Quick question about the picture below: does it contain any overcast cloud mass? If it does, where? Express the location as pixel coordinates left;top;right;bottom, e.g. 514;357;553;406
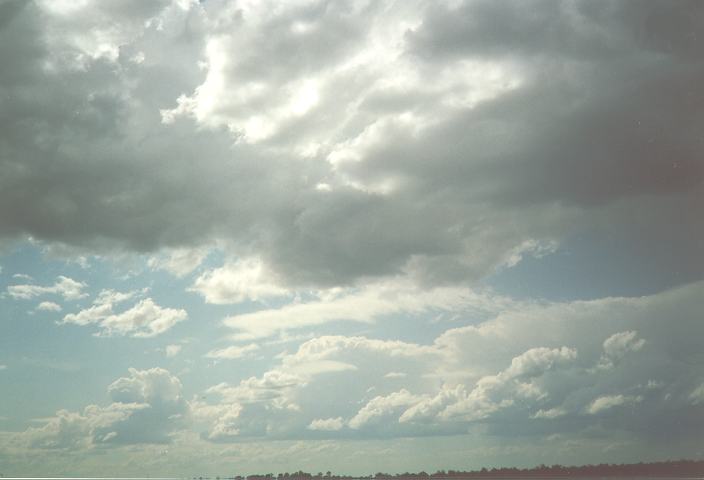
0;0;702;476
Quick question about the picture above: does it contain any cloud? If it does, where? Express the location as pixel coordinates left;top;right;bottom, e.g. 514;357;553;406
688;384;704;405
190;258;289;304
417;346;577;423
0;365;6;370
62;291;187;337
7;276;87;301
0;0;697;294
17;367;187;450
36;301;62;312
165;344;182;358
503;347;578;379
21;403;149;450
349;390;423;430
586;394;643;415
596;330;646;370
193;281;704;442
307;417;344;431
531;407;567;420
148;247;208;278
1;0;703;464
223;279;511;340
206;343;260;360
99;299;187;338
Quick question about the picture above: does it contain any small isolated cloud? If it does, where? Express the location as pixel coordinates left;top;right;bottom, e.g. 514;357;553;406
531;407;567;419
688;383;704;405
98;299;187;338
596;330;646;370
384;372;407;379
165;344;182;358
206;343;260;360
308;417;344;431
62;291;187;338
0;364;7;371
587;394;642;415
36;301;62;312
7;276;87;301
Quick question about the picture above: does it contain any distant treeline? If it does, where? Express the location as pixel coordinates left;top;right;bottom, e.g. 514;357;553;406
212;459;704;480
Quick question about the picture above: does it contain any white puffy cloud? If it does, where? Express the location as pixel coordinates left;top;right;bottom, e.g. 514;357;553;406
17;367;187;450
349;390;424;430
108;367;184;405
206;343;260;360
62;290;186;337
206;370;303;405
99;299;187;338
36;301;62;312
165;344;182;358
531;407;567;420
193;281;704;442
596;330;646;370
503;347;578;379
190;258;289;304
424;346;577;423
307;417;344;432
7;276;87;301
21;403;148;450
586;394;643;415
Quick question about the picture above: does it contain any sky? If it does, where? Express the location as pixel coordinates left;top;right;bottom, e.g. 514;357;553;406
0;0;703;476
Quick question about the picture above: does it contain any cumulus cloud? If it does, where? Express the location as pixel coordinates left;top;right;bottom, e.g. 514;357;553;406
190;258;289;304
349;390;424;430
62;290;187;337
7;276;87;301
17;367;187;450
596;330;646;370
422;346;577;423
308;417;344;432
21;403;148;450
193;282;704;442
98;299;187;338
36;301;62;312
586;394;643;415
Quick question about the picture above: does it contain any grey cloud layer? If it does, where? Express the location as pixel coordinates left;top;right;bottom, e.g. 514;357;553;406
0;0;700;288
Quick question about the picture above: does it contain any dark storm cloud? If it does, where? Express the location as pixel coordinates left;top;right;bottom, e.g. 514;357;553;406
0;0;701;288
